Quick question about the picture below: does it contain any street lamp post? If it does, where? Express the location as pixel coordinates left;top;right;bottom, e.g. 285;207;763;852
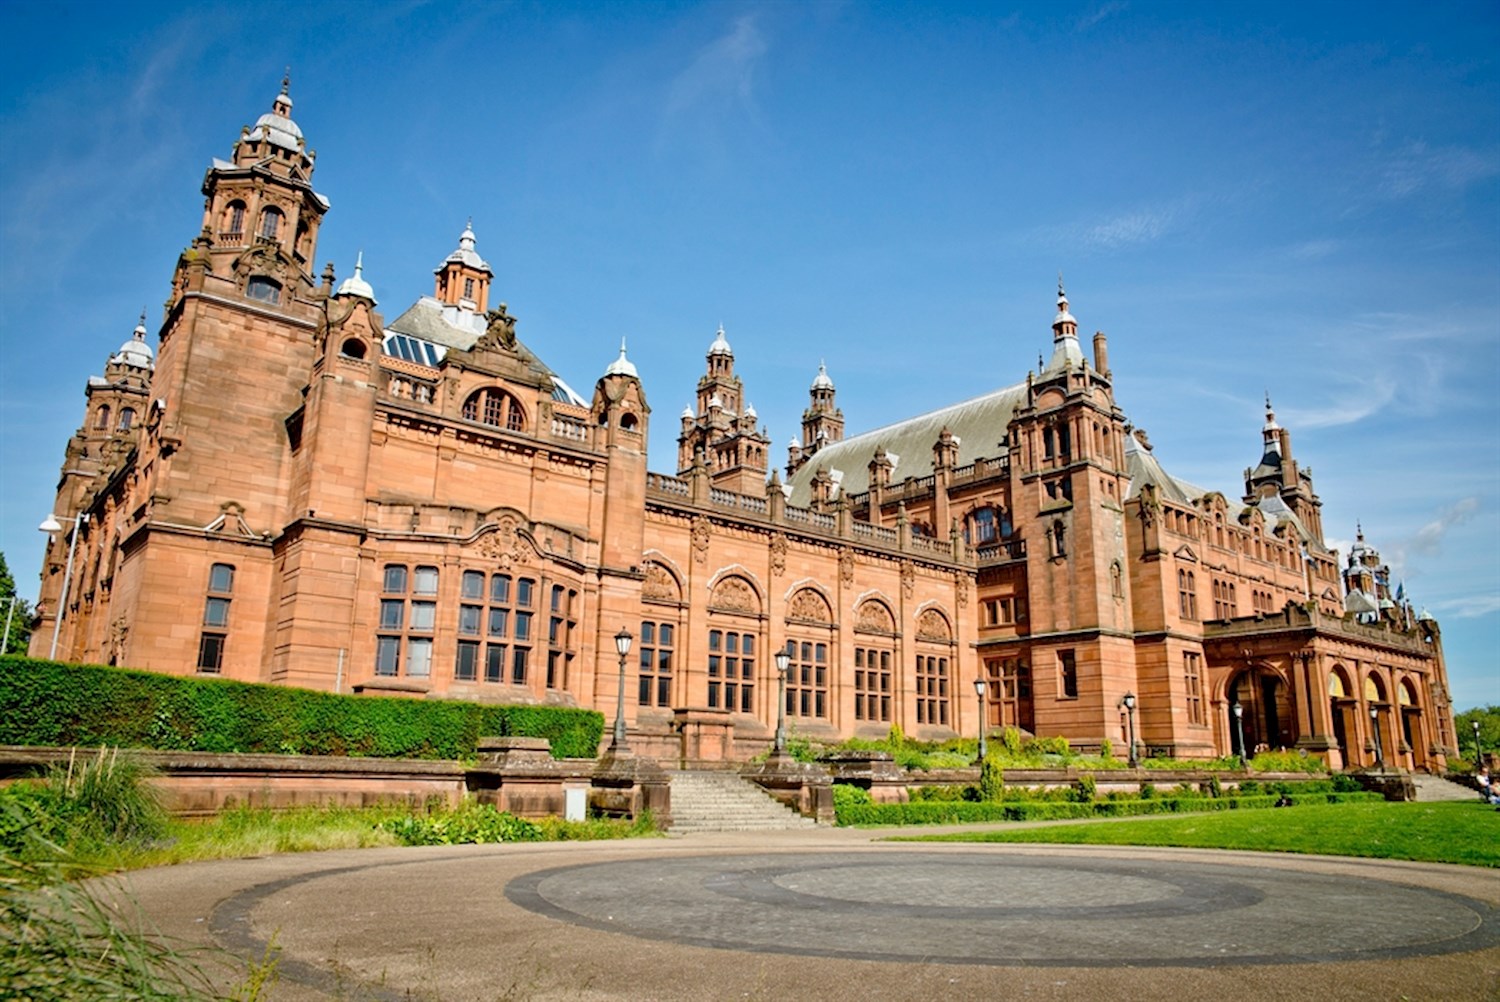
1369;704;1383;769
773;644;791;756
1231;701;1246;764
608;628;633;755
38;513;88;661
1120;692;1139;768
1474;720;1484;765
974;677;988;763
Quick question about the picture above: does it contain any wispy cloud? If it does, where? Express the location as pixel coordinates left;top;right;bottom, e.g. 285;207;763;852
1077;2;1128;31
1375;140;1500;199
1281;375;1397;428
1289;239;1340;261
1385;497;1483;578
1081;206;1178;249
1430;594;1500;620
665;15;768;119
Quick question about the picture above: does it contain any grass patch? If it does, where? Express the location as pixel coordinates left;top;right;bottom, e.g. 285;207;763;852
900;800;1500;867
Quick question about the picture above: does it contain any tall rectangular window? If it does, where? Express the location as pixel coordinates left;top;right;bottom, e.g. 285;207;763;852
455;571;539;685
548;586;576;690
916;654;949;726
1184;652;1204;725
638;620;674;707
1059;650;1078;699
377;564;438;678
707;629;755;712
854;646;892;722
196;563;235;673
786;639;828;718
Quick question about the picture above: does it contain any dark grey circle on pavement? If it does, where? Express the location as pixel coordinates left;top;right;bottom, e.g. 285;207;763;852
504;851;1500;967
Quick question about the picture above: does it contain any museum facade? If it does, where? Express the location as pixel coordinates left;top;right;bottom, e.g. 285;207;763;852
34;86;1459;770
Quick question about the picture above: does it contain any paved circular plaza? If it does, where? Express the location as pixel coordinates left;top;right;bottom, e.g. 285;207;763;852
123;830;1500;1001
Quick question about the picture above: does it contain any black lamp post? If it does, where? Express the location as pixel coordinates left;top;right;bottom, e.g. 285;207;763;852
974;677;988;763
1231;701;1246;764
1369;704;1383;769
608;628;633;755
773;644;792;756
1474;720;1484;765
1121;691;1139;768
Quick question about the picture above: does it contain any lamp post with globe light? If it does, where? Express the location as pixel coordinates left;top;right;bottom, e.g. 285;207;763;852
974;677;988;763
773;644;792;756
1120;691;1139;768
38;513;89;660
1231;701;1246;764
607;628;633;755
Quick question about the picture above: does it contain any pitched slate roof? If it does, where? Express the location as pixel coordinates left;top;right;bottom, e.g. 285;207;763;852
785;381;1028;506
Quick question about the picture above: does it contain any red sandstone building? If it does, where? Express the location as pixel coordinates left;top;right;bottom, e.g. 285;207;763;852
34;86;1458;770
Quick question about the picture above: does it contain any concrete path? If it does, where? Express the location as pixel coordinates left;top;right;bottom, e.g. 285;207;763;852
120;825;1500;1002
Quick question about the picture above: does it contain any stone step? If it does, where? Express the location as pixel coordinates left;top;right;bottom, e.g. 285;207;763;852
667;770;818;833
1411;773;1484;802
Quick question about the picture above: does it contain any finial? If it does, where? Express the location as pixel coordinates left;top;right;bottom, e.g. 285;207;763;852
133;308;147;339
1356;520;1364;540
281;68;290;95
619;336;628;356
354;250;364;277
1058;270;1065;297
1039;352;1045;371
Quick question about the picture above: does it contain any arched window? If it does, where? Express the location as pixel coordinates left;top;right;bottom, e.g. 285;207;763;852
970;507;996;544
246;276;282;304
221;200;246;240
258;206;284;241
117;407;136;432
94;405;111;431
620;412;639;432
1050;520;1066;557
462;388;526;432
339;338;367;359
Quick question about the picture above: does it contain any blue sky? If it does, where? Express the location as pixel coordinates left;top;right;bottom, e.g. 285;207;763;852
1;1;1496;711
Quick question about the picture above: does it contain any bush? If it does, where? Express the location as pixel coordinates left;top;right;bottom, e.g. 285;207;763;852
381;801;543;846
831;784;873;813
1;748;167;863
0;656;603;760
1071;774;1097;803
1249;749;1327;773
834;790;1383;826
1000;726;1024;756
978;756;1005;803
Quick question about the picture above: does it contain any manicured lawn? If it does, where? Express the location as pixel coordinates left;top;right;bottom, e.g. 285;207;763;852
900;800;1499;867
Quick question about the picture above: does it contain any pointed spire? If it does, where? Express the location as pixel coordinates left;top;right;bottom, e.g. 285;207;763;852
811;359;834;390
134;308;147;339
708;323;732;356
459;218;476;252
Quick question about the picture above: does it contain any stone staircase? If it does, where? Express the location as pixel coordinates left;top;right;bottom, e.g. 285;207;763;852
1411;773;1484;802
668;771;820;833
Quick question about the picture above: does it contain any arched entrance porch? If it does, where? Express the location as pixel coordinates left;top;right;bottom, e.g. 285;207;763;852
1226;666;1293;757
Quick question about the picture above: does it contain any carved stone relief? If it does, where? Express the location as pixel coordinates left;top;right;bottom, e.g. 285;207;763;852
787;588;832;623
839;549;855;586
916;608;952;642
856;600;895;634
710;576;759;614
900;560;915;600
691;516;711;565
769;533;787;576
642;562;681;603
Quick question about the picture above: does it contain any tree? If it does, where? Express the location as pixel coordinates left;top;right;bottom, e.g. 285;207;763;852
0;551;33;655
1454;705;1500;763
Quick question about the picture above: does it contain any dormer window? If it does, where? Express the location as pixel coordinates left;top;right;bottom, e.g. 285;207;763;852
117;407;136;432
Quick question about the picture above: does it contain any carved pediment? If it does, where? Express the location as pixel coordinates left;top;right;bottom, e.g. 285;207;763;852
642;562;681;603
786;588;832;624
916;608;952;642
855;600;895;634
1174;545;1198;563
710;576;760;615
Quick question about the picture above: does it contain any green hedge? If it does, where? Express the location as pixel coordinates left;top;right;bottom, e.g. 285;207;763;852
835;791;1383;826
0;657;603;760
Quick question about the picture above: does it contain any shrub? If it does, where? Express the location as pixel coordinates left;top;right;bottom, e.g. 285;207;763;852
1249;749;1327;774
831;784;873;813
1138;782;1156;799
0;657;603;760
381;801;542;846
1071;774;1097;803
1027;735;1071;757
1000;726;1024;756
978;756;1005;803
1204;775;1223;799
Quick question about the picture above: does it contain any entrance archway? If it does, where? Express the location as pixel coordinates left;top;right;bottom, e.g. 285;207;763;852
1227;667;1292;755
